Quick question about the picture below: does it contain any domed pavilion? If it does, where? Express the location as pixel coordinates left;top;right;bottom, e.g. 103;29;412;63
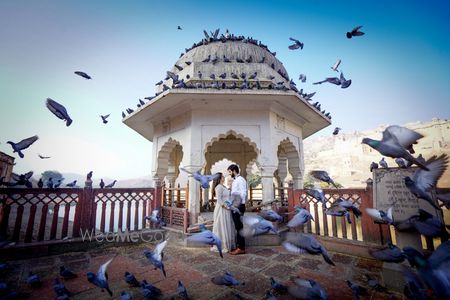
123;31;331;224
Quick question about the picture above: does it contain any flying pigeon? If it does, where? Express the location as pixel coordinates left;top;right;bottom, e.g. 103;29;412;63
361;125;429;170
99;114;110;124
74;71;91;79
313;77;341;86
187;224;223;258
325;198;361;223
258;209;283;222
46;98;73;126
145;209;166;227
11;171;33;188
405;209;449;238
282;234;335;265
379;157;388;168
177;25;182;30
144;239;168;277
365;207;393;224
331;59;341;72
38;154;50;159
179;168;221;189
211;272;243;286
404;154;448;209
87;258;114;296
309;170;338;188
287;207;314;228
305;188;326;204
332;127;341;135
288;37;304;50
7;135;39;158
346;26;365;39
105;180;117;188
369;243;404;263
298;74;307;82
241;215;278;237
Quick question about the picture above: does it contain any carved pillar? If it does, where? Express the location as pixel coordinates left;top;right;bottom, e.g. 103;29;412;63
261;166;277;205
185;165;202;224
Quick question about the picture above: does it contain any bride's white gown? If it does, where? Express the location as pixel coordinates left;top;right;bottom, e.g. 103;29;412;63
212;184;236;252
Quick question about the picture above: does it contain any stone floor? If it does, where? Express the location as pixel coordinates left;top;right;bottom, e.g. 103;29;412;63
0;234;401;300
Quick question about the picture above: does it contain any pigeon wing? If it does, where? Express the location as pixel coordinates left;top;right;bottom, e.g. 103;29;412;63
365;208;382;221
351;25;363;33
413;154;448;191
46;98;68;120
15;135;39;150
282;241;306;254
97;258;113;282
24;171;33;180
205;173;221;182
153;240;168;261
382;125;423;148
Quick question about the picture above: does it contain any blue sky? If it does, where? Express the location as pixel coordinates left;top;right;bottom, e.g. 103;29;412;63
0;0;449;179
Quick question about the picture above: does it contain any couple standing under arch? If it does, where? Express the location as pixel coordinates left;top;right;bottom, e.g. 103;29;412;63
211;164;247;255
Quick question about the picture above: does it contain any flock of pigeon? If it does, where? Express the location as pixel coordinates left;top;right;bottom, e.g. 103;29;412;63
0;72;119;190
120;27;365;122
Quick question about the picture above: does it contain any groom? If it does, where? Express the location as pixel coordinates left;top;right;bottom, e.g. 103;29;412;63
227;164;247;255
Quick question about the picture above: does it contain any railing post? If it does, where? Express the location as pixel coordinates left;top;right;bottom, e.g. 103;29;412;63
74;176;96;237
360;182;389;244
153;179;162;211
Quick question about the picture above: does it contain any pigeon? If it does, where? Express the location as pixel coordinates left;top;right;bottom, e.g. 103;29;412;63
407;209;449;238
211;272;243;286
258;209;283;222
298;74;307;82
27;271;41;288
402;268;427;300
270;277;288;293
99;179;105;189
46;177;54;189
395;158;408;168
38;154;50;159
53;279;70;296
325;199;360;224
288;277;329;300
331;59;341;72
46;98;73;126
177;281;189;300
287;207;314;228
74;71;91;79
369;243;404;263
288;37;304;50
437;192;450;208
365;207;393;224
339;72;352;88
60;266;77;279
187;224;223;258
124;271;140;287
145;209;166;227
105;180;117;188
266;291;277;300
370;162;379;172
86;258;114;296
99;114;110;124
66;180;77;187
126;108;134;114
177;25;182;30
179;168;221;189
241;215;278;237
346;280;367;300
86;171;93;180
313;77;341;86
379;157;388;168
202;55;211;63
54;179;62;189
346;26;365;39
404;154;448;209
175;64;183;71
120;291;133;300
364;274;389;293
332;127;341;135
362;125;429;170
155;80;163;86
282;234;335;266
38;178;44;188
11;171;33;188
219;72;227;79
144;239;168;277
402;241;450;299
249;72;257;80
309;170;337;188
304;188;326;204
141;279;162;296
7;135;39;158
209;74;216;80
185;61;192;65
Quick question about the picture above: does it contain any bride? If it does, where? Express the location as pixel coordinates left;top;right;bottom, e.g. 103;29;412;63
211;172;236;253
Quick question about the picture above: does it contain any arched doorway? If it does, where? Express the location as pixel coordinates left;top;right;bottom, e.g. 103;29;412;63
277;138;303;189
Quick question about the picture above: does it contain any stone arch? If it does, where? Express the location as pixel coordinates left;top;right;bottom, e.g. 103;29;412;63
203;129;259;157
155;138;184;182
277;137;302;186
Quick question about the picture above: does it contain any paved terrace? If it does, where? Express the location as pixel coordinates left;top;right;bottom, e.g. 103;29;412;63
1;236;399;300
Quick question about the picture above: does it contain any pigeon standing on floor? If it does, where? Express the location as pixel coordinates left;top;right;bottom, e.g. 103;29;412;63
347;26;365;39
288;37;304;50
124;271;140;287
288;278;329;299
100;114;110;124
370;162;379;172
270;277;288;293
7;135;39;158
74;71;91;79
258;209;283;222
105;180;117;188
177;281;189;300
309;170;338;188
46;98;73;126
282;234;335;266
66;180;77;187
120;291;132;300
404;154;448;209
364;274;388;294
369;243;404;263
361;125;429;170
211;272;244;286
379;158;388;168
187;224;223;258
144;239;168;277
141;279;162;296
86;258;114;296
346;280;367;300
305;188;326;204
365;207;393;224
287;207;314;228
27;271;41;288
179;168;221;189
53;279;70;296
60;266;77;279
332;127;341;135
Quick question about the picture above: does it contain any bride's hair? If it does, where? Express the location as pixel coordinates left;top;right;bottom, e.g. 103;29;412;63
212;172;223;197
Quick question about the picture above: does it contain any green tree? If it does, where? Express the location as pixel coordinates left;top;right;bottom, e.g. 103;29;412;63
41;170;65;185
247;174;262;188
